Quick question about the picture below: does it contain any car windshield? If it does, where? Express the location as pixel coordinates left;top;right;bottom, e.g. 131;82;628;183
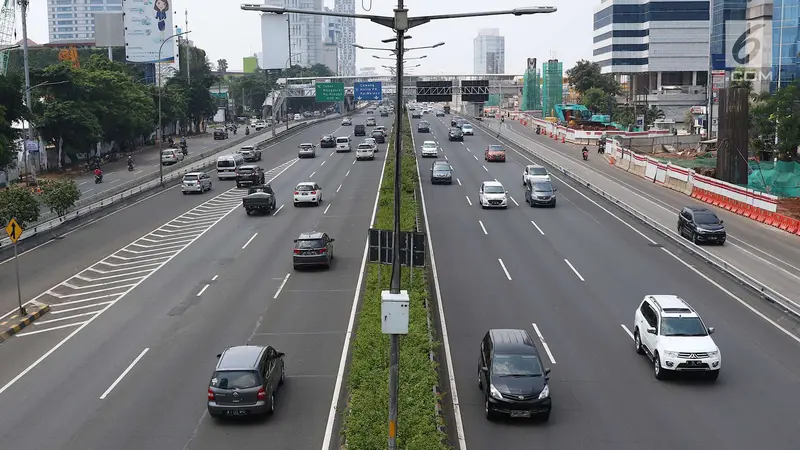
530;167;548;175
419;122;429;126
660;316;709;337
211;370;260;390
489;145;503;152
695;214;720;225
162;150;175;156
423;143;436;148
433;164;450;171
183;174;198;181
533;181;553;192
492;354;543;377
300;144;313;149
296;184;315;191
218;160;234;167
484;185;504;194
358;144;372;149
451;129;461;134
462;124;472;128
336;138;349;143
322;136;332;140
296;239;324;249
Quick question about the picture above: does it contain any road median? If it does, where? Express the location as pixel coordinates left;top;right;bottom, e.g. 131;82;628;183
341;114;449;449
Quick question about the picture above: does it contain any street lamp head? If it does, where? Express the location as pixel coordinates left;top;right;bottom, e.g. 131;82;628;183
382;35;411;43
241;4;285;13
512;6;557;15
433;42;445;48
352;44;364;49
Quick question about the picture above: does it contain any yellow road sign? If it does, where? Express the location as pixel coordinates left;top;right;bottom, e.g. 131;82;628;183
5;218;23;244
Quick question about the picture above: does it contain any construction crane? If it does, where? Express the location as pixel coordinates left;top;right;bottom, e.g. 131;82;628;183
0;0;16;75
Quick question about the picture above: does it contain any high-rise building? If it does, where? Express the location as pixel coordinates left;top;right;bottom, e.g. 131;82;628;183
323;8;342;44
335;0;356;76
771;0;797;90
473;29;505;74
262;0;323;68
47;0;123;43
592;0;710;122
322;42;338;75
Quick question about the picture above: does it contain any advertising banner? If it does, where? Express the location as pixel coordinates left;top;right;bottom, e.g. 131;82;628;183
123;0;175;63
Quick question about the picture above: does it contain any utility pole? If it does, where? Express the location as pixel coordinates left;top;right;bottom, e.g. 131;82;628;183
18;0;34;179
185;9;191;85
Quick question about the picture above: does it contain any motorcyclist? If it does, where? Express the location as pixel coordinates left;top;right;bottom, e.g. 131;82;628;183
94;167;103;181
245;126;250;135
167;136;175;148
582;146;589;160
127;155;134;168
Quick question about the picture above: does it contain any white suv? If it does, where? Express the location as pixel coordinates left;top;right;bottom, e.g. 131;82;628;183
633;295;720;381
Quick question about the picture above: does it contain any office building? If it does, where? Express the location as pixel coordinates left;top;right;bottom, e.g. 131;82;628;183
322;42;338;75
47;0;122;43
473;29;505;74
323;8;342;44
772;0;797;90
592;0;710;123
262;0;323;68
335;0;356;76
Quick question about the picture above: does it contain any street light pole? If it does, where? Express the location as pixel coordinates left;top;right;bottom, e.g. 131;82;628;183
158;31;191;187
18;0;34;179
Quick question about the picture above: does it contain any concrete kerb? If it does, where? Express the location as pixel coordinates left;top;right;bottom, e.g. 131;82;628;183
0;116;338;251
470;119;800;320
0;301;49;343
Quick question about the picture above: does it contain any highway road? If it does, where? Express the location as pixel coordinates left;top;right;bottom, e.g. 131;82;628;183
0;111;390;449
485;116;800;309
413;112;800;449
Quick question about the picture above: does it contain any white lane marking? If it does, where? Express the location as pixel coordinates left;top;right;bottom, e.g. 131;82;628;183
309;171;316;178
478;220;488;235
110;179;121;184
460;142;464;146
272;273;290;299
330;151;334;156
0;159;300;396
196;284;210;297
320;160;326;166
510;196;519;206
35;311;98;325
336;184;342;193
532;323;557;364
620;324;634;340
564;259;585;281
322;127;389;450
134;170;143;175
456;178;462;186
482;165;488;172
352;159;356;165
16;321;85;336
84;189;94;193
272;204;284;216
324;203;331;214
241;232;258;249
345;170;350;177
211;274;219;281
530;221;545;235
444;155;448;160
498;258;512;280
473;154;478;161
99;348;149;399
466;147;471;152
78;181;88;186
466;196;473;206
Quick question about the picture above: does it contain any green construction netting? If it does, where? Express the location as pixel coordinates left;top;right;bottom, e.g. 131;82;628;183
521;69;541;111
542;61;562;118
485;94;501;107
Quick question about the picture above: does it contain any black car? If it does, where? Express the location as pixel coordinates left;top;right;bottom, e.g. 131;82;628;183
678;206;726;244
417;121;430;133
354;124;366;136
207;345;285;418
236;165;265;188
371;130;386;144
448;127;464;141
380;109;389;117
320;135;335;148
451;117;461;127
293;232;335;269
478;329;552;421
430;161;453;184
411;111;422;119
214;128;228;140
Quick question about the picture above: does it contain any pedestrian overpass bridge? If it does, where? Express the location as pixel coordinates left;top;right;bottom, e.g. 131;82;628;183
278;74;523;98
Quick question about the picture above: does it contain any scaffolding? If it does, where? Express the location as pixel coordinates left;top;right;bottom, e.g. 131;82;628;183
521;68;541;111
541;60;563;118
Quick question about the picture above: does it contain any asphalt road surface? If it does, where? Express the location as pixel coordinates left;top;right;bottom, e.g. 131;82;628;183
0;112;391;449
413;112;800;450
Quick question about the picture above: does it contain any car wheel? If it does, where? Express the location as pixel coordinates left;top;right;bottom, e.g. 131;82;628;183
267;391;275;415
484;396;496;421
246;210;251;216
529;199;535;207
279;363;285;386
182;191;187;195
654;353;666;380
634;330;644;354
293;264;299;270
236;183;241;188
208;183;212;190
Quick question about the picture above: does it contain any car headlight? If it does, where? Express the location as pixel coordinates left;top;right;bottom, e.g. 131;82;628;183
664;351;679;358
538;384;549;399
489;384;503;400
707;351;719;357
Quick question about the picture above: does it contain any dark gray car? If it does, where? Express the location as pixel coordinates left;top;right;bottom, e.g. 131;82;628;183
525;180;557;207
293;232;335;269
207;345;285;418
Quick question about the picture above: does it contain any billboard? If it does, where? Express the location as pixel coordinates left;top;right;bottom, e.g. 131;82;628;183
261;14;290;70
123;0;175;63
94;13;125;47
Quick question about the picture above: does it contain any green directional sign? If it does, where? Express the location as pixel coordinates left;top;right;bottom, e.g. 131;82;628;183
315;82;345;102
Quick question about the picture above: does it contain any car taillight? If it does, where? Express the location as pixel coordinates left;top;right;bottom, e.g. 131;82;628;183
257;387;267;400
208;388;215;400
310;191;316;195
294;191;299;195
319;248;327;254
294;249;301;254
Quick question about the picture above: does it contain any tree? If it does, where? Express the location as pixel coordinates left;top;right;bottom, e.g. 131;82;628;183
217;59;228;74
646;105;665;126
754;82;800;160
228;73;268;115
612;106;635;128
38;178;81;218
0;74;27;169
0;185;40;227
566;60;620;95
582;87;614;114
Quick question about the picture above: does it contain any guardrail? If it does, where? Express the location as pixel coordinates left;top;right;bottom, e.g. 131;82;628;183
469;118;800;319
1;114;345;248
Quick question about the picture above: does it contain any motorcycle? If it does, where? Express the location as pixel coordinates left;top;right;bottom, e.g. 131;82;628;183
127;163;134;171
95;173;103;183
582;150;589;161
180;143;188;155
598;142;606;154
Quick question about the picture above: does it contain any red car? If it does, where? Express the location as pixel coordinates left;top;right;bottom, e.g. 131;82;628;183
485;145;506;162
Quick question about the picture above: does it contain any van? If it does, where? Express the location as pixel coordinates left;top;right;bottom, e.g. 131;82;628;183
335;136;351;153
216;153;245;180
354;124;366;136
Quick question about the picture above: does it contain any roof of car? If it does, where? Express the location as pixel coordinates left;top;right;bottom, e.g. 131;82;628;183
300;143;313;146
685;206;714;214
462;123;473;127
423;141;436;145
239;164;258;169
488;329;539;355
240;145;254;150
183;172;203;176
646;295;697;315
297;231;325;240
483;180;503;188
217;345;266;370
527;164;545;169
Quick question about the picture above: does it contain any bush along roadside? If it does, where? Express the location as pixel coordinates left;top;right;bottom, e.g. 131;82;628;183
342;114;449;449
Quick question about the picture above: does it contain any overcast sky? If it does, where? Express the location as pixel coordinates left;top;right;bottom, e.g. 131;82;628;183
20;0;596;75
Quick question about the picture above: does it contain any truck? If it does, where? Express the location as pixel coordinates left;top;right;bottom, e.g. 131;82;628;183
242;184;276;215
443;105;451;114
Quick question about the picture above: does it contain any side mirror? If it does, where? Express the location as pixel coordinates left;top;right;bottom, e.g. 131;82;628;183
505;191;509;194
707;326;715;335
216;353;222;358
553;188;557;192
646;327;656;335
330;238;335;242
719;220;724;224
293;239;298;243
544;368;551;375
276;352;285;358
480;366;488;373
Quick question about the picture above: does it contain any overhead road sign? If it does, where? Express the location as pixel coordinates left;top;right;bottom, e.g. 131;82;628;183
416;81;452;102
354;81;383;101
5;218;22;244
315;82;345;102
462;80;490;102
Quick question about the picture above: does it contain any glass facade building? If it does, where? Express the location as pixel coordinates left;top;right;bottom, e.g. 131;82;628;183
473;29;505;75
773;0;800;90
709;0;747;71
47;0;123;43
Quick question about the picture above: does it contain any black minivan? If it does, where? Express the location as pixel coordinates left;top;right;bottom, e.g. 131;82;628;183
478;329;552;421
354;124;366;136
678;206;726;244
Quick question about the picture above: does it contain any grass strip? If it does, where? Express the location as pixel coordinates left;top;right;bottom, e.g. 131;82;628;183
342;114;449;450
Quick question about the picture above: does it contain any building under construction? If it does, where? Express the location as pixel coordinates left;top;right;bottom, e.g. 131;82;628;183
521;57;541;112
542;59;563;118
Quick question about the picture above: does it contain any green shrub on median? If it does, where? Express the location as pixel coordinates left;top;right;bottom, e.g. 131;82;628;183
342;115;449;450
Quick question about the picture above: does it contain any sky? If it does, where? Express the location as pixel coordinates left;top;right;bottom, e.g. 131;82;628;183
19;0;596;75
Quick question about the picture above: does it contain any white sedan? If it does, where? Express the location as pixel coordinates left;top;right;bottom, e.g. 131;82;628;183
293;182;323;206
421;141;438;158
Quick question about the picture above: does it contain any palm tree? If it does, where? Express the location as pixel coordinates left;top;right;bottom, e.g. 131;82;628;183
217;59;228;74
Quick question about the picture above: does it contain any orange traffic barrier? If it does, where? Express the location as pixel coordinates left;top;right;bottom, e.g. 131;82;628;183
764;212;776;226
779;216;791;231
609;157;616;165
755;209;767;222
699;190;711;202
723;198;734;211
732;200;744;215
691;188;701;199
742;204;754;218
787;218;798;234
